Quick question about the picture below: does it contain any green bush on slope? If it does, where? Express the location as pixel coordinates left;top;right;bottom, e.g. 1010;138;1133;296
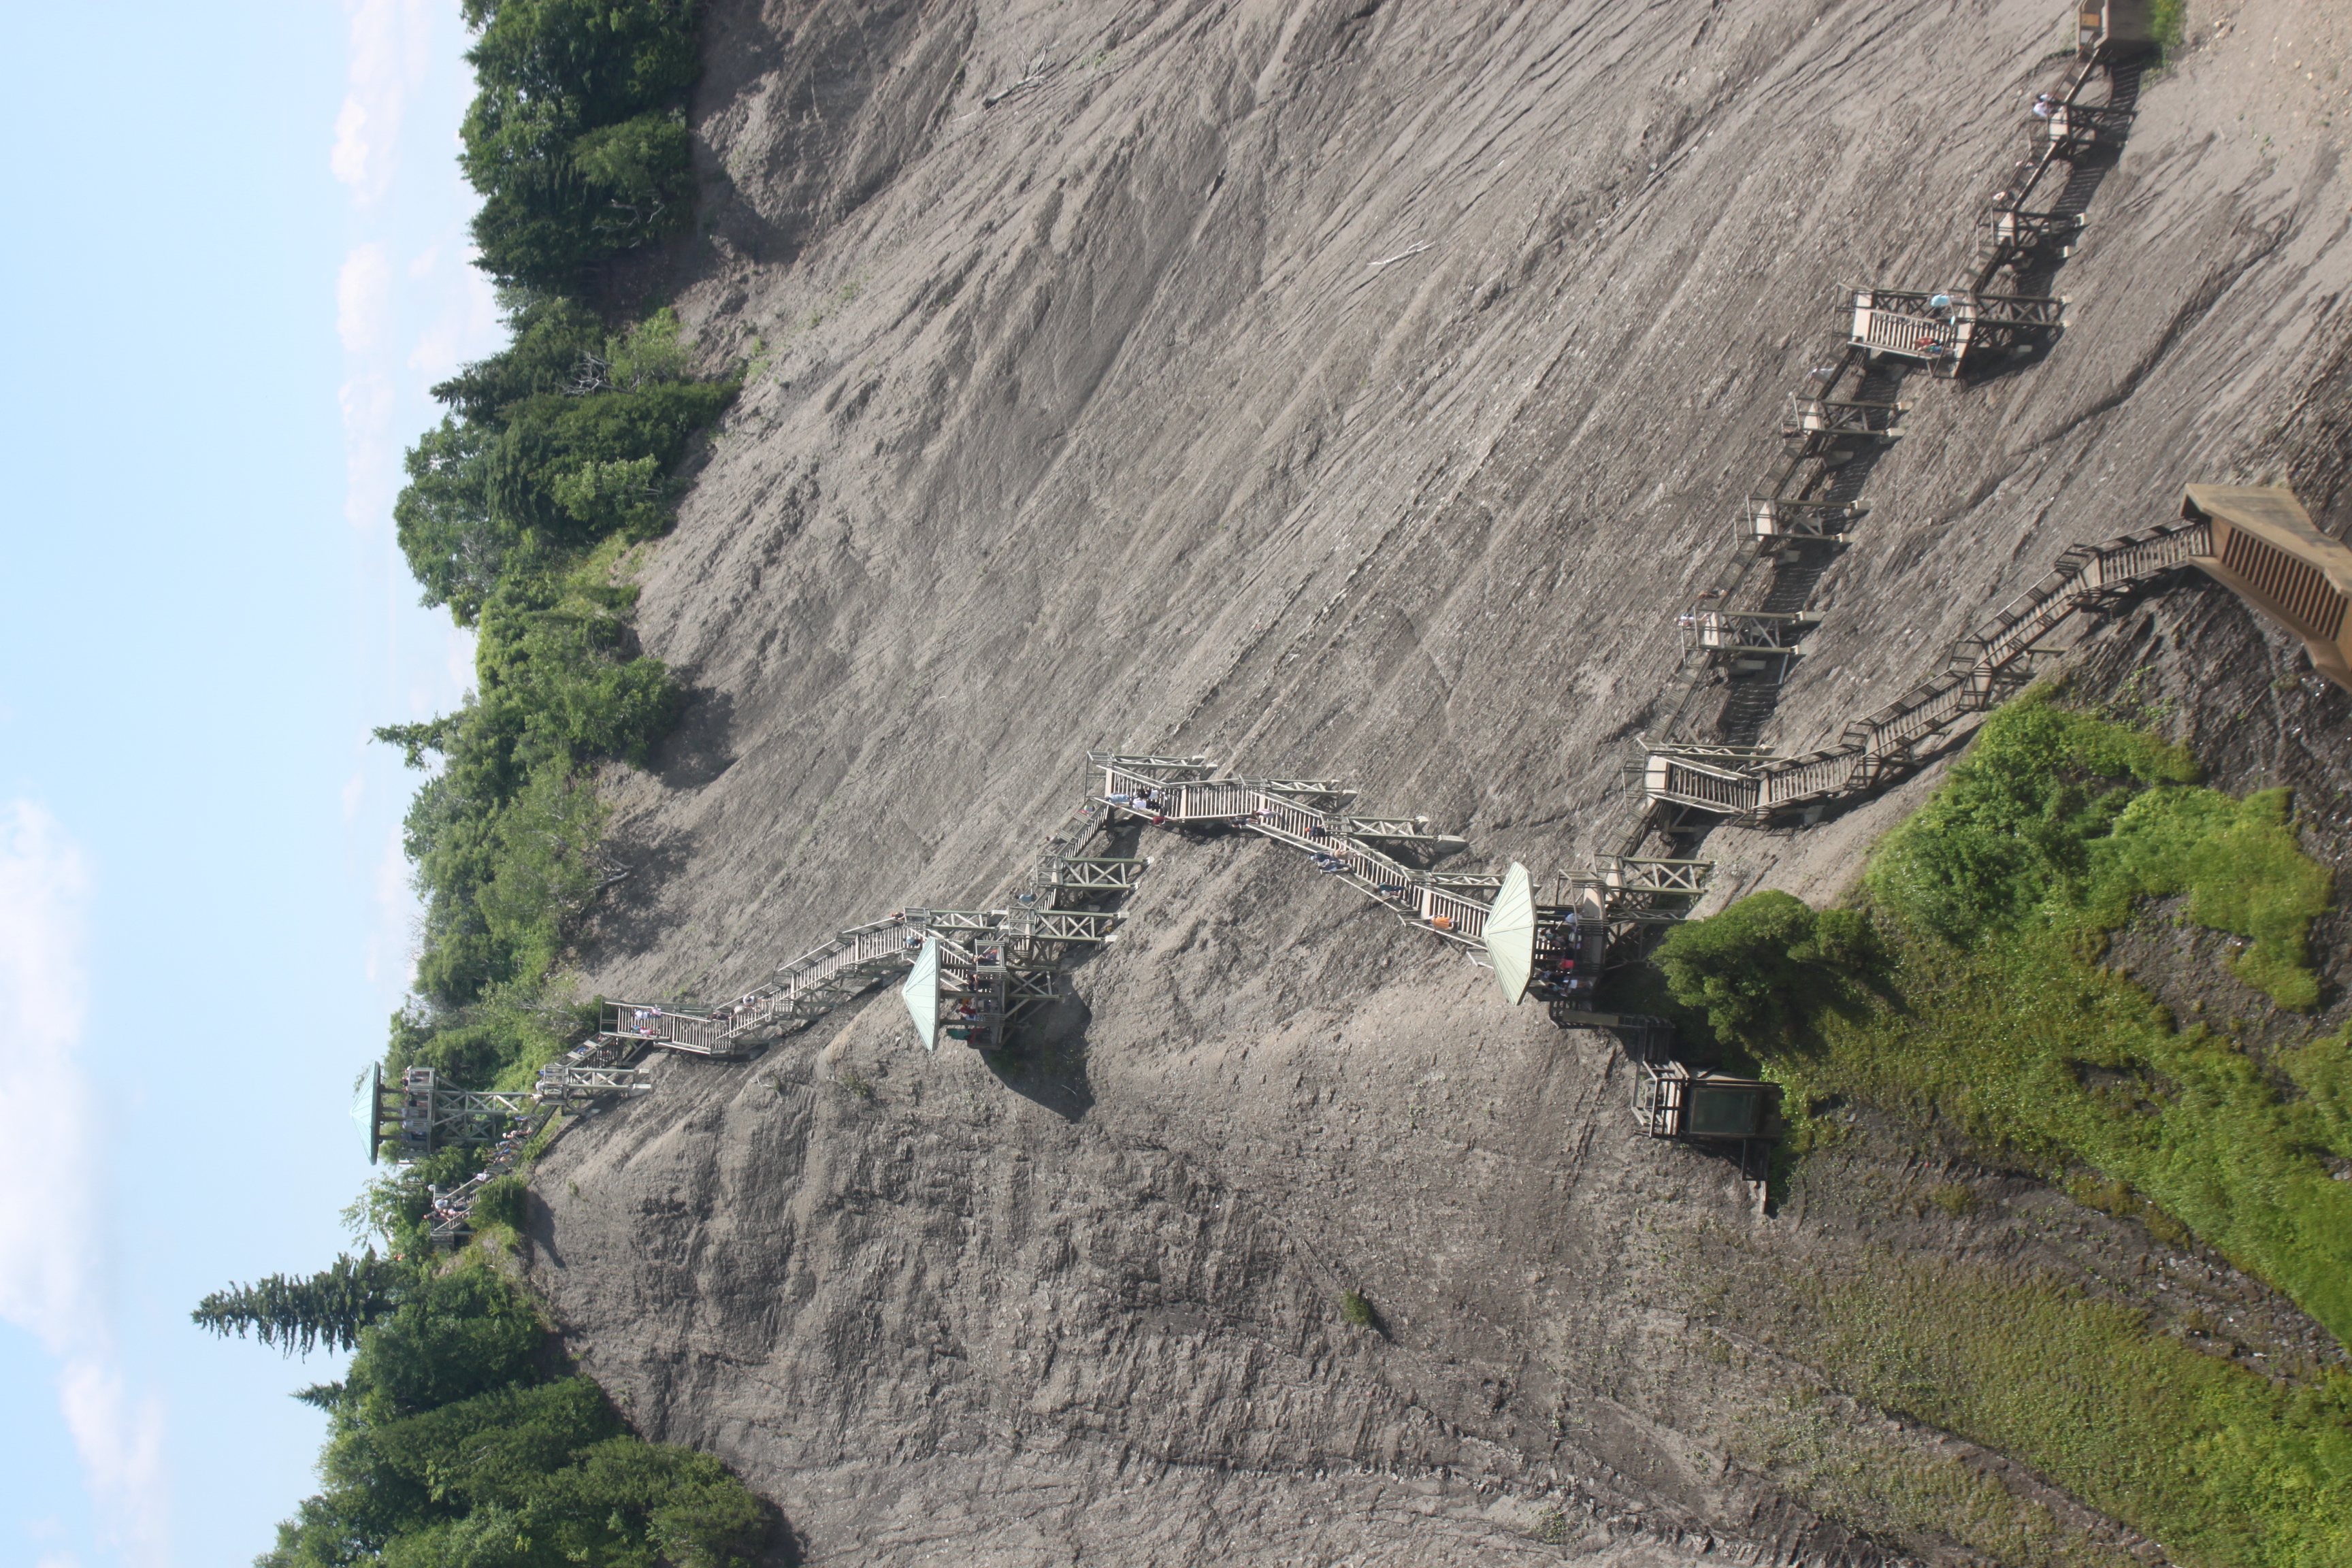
458;0;704;292
375;0;737;1100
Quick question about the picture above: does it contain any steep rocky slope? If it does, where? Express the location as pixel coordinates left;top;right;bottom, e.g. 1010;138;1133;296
524;1;2352;1561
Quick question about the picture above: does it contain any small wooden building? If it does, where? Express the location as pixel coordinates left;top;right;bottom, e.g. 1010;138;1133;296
2183;484;2352;691
2077;0;2155;59
1634;1059;1777;1141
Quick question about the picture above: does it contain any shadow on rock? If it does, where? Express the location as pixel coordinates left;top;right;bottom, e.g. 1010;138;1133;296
985;994;1095;1122
585;824;699;960
753;1507;806;1568
656;685;738;789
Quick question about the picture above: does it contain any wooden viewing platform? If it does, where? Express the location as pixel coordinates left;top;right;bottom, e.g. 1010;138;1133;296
2036;101;2134;157
2183;485;2352;691
1685;610;1819;672
1743;495;1866;544
1848;287;2066;377
1782;395;1910;459
1980;206;2085;270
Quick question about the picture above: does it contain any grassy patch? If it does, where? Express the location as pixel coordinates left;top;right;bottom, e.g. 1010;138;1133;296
1676;689;2348;1337
1927;1182;1978;1217
1339;1289;1375;1328
1733;1250;2352;1568
1776;929;2352;1342
2153;0;2187;54
1731;1384;2141;1568
1650;688;2352;1562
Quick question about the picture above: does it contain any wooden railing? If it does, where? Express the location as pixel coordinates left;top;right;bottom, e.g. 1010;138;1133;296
1646;516;2212;821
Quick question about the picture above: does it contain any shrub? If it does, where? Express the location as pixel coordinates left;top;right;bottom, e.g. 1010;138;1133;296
1340;1290;1375;1328
1653;891;1881;1051
1864;692;2195;943
470;1174;530;1236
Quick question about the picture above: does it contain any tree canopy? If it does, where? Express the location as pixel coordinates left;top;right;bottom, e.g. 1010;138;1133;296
458;0;703;291
1652;890;1880;1050
227;1261;763;1568
193;1254;404;1358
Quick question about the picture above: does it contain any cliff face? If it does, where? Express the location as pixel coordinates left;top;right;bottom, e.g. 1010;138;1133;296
525;1;2352;1561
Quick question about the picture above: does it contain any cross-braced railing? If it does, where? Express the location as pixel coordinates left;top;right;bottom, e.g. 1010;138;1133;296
1094;752;1497;946
1638;515;2213;822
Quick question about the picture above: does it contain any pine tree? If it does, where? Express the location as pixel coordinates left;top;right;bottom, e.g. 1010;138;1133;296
191;1254;404;1357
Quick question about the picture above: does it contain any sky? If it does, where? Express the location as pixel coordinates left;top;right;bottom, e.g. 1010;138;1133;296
0;3;499;1563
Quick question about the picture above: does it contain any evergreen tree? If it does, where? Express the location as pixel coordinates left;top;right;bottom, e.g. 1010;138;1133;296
193;1254;404;1358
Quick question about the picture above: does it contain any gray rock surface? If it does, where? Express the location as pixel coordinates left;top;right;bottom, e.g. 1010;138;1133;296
525;0;2352;1561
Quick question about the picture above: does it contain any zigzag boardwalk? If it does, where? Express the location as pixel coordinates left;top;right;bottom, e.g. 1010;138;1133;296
1619;21;2162;846
408;803;1147;1240
393;8;2352;1237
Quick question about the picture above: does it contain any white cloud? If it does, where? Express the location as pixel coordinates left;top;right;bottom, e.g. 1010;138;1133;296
406;249;502;382
370;821;415;991
341;772;366;823
0;801;97;1345
337;243;393;355
57;1361;167;1568
444;626;478;696
330;0;437;204
0;802;170;1566
329;93;376;193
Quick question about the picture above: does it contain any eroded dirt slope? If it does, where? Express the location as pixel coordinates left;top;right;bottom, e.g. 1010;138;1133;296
526;1;2352;1561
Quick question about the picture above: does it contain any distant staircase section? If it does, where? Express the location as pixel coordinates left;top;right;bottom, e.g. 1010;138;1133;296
1091;753;1713;1019
1640;514;2212;823
367;1061;651;1164
417;800;1149;1240
589;819;1144;1062
1090;751;1498;936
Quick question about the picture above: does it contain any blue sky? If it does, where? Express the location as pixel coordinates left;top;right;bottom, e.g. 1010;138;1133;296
0;3;495;1563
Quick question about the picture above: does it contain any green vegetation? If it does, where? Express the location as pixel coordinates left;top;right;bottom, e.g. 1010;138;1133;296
1652;889;1880;1049
194;1254;405;1358
1648;687;2352;1563
1715;1246;2352;1568
1926;1181;1977;1218
2153;0;2188;56
370;0;740;1108
1797;1257;2352;1568
201;1237;762;1567
1339;1289;1375;1328
458;0;704;292
380;302;738;1100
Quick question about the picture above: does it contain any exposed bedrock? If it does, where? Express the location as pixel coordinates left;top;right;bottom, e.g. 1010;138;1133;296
528;1;2352;1561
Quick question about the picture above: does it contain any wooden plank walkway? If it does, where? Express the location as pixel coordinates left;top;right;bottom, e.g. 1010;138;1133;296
1629;37;2161;833
420;18;2183;1239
